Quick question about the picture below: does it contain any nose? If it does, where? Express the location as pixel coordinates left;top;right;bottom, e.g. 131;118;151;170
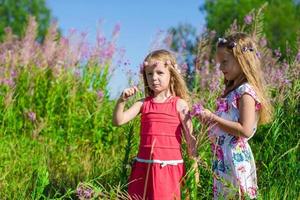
218;63;225;71
152;73;158;80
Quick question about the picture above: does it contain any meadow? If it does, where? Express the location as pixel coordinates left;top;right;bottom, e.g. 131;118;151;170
0;14;299;200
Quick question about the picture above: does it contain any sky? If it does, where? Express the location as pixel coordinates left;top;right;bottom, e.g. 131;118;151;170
46;0;206;98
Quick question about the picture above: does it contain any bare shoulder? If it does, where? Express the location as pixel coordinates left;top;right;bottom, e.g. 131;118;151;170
176;98;189;112
125;98;145;117
239;93;256;107
133;98;145;107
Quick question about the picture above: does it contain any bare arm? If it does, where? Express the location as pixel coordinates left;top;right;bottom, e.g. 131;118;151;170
113;86;143;126
177;99;197;158
200;94;257;138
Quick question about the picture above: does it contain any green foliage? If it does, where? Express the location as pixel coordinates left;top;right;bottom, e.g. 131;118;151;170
202;0;300;57
0;62;298;200
168;23;198;54
0;3;299;199
0;0;51;41
253;79;300;200
0;62;122;198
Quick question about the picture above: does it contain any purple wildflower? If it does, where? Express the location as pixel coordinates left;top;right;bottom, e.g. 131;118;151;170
80;41;90;60
97;90;104;99
256;51;261;59
112;23;121;38
286;48;291;55
28;111;36;122
104;42;115;59
274;48;282;58
283;79;290;85
230;20;238;32
74;69;81;77
190;102;204;117
68;28;77;36
209;78;220;91
244;15;253;25
10;70;17;78
2;79;15;87
296;51;300;62
83;189;93;199
282;62;289;69
259;38;267;47
76;184;94;200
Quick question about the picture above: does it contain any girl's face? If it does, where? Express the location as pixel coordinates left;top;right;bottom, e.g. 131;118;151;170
144;61;171;94
217;48;243;82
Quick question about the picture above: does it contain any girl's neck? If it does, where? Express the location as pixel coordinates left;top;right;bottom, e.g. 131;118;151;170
233;74;247;86
152;90;173;103
223;76;247;97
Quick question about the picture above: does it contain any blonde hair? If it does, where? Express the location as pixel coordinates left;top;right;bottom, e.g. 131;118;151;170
142;49;190;103
217;32;273;124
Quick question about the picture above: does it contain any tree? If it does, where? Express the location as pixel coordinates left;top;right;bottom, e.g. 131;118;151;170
202;0;300;56
167;23;199;89
0;0;51;41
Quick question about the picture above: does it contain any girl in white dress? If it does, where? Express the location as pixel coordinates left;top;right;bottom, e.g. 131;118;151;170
198;32;273;199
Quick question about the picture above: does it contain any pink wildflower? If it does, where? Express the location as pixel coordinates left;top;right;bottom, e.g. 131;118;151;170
28;111;36;122
76;183;94;199
190;102;204;117
274;48;282;58
244;15;252;24
244;15;253;24
259;38;267;47
112;23;121;38
296;51;300;62
97;90;104;99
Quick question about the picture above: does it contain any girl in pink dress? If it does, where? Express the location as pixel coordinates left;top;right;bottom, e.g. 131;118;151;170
113;49;197;200
197;33;273;199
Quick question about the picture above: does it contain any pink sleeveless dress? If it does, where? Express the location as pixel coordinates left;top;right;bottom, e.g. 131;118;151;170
128;96;185;200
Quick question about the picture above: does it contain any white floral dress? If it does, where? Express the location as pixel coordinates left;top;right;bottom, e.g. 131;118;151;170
209;83;261;199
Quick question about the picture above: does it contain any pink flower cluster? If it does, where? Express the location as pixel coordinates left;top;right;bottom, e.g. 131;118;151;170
76;183;94;199
0;17;122;82
190;102;204;117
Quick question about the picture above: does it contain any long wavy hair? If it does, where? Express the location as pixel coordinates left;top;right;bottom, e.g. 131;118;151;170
141;49;190;103
217;32;273;124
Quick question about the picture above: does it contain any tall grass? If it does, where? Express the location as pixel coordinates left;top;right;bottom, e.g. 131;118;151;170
0;11;299;200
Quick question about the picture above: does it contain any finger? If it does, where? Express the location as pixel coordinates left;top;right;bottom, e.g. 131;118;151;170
129;88;135;96
123;89;131;98
133;86;139;92
124;88;135;98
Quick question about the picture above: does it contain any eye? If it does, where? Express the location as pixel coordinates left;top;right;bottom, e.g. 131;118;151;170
146;72;153;76
221;60;227;64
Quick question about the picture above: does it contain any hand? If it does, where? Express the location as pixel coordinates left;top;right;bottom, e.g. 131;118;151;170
198;108;214;125
119;86;139;102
